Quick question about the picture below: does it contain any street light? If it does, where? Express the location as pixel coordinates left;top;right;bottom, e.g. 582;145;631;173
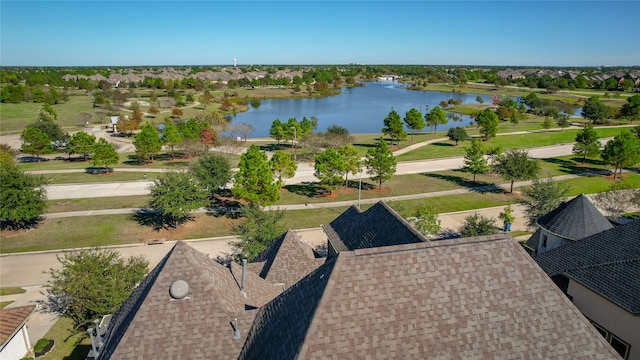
291;126;297;161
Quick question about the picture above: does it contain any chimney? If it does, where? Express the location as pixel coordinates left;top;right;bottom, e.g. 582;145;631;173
232;318;241;340
241;258;247;297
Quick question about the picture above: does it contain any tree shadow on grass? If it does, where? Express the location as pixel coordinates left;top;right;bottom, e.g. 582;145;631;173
206;192;242;218
284;183;327;198
420;172;501;193
132;209;191;231
63;344;91;360
430;142;455;147
257;143;289;152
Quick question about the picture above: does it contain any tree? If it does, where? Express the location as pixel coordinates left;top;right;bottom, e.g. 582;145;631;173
521;177;571;227
555;113;570;131
0;162;47;229
541;117;553;131
199;126;217;151
189;153;232;197
572;125;601;164
117;115;139;135
232;145;280;206
92;138;119;172
29;117;68;149
162;118;182;159
148;171;208;227
231;205;286;261
498;205;516;230
426;106;447;134
494;149;540;193
476;96;484;105
339;144;362;188
581;96;610;124
237;122;255;141
20;127;52;161
404;107;426;141
620;94;640;123
314;147;346;193
365;138;396;189
509;113;520;127
66;132;96;161
593;180;640;220
147;105;160;118
459;213;498;237
269;119;286;144
601;130;640;179
178;119;206;141
269;151;297;186
475;108;500;141
411;204;441;239
462;139;488;181
46;248;148;330
447;127;467;145
381;109;407;145
171;107;183;118
133;123;163;163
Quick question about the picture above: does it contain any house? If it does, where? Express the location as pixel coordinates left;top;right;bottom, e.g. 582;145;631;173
239;234;619;359
523;193;613;254
0;305;35;360
322;201;427;257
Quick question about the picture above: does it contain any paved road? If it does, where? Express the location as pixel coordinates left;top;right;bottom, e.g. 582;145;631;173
43;139;611;200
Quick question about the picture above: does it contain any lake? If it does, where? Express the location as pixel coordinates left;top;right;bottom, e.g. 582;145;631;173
228;81;494;137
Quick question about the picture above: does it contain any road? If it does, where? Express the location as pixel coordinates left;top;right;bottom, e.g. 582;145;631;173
44;140;610;200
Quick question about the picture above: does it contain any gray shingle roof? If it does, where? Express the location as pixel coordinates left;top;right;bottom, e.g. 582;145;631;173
536;194;613;240
322;201;427;253
239;235;619;359
532;221;640;314
98;241;282;360
250;230;325;288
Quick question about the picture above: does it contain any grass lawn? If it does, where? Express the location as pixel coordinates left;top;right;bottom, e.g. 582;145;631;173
46;196;150;213
39;317;91;360
42;172;161;185
0;287;26;296
0;301;13;309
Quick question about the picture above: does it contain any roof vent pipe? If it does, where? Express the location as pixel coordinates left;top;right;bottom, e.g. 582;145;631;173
233;318;241;340
88;327;100;357
241;258;247;297
94;319;103;347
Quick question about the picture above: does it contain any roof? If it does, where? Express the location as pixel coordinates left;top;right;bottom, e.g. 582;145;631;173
0;305;35;346
322;201;427;253
98;241;282;360
249;230;325;288
536;194;613;241
532;220;640;314
239;235;619;359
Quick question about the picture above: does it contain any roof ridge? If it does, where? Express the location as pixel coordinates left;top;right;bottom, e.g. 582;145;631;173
351;234;512;257
568;257;640;271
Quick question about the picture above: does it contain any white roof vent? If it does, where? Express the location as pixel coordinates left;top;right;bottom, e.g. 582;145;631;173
169;280;189;299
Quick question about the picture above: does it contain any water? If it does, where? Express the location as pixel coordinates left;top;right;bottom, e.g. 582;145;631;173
228;81;494;137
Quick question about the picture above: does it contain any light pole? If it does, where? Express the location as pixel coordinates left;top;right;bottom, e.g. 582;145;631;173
291;126;297;161
358;168;363;209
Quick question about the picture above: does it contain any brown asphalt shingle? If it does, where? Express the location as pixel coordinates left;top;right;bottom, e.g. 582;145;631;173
0;305;35;346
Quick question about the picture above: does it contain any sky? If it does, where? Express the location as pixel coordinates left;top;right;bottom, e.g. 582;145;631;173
1;1;639;67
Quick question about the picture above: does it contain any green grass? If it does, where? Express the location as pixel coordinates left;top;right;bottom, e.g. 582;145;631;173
42;172;161;185
46;196;150;213
38;317;91;360
0;287;26;296
0;301;14;309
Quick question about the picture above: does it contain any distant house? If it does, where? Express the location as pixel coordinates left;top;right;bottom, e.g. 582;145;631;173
0;305;36;360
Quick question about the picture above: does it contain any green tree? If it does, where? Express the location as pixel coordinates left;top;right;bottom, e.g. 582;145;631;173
46;248;148;330
601;130;640;179
494;149;540;193
459;213;498;237
572;125;601;164
498;205;516;229
163;118;183;159
521;177;571;227
231;205;286;261
178;119;206;140
412;204;441;239
20;127;52;161
269;151;297;186
381;109;407;145
593;180;640;220
541;117;553;131
426;106;447;134
620;94;640;123
404;107;426;141
338;144;362;188
581;96;610;124
462;139;488;182
189;153;232;197
447;127;467;145
269;118;286;144
555;113;570;131
0;162;47;229
365;139;397;189
133;123;163;163
29;117;68;149
92;138;119;172
475;108;500;141
148;171;208;227
66;132;96;161
232;145;280;206
314;147;346;193
475;96;484;105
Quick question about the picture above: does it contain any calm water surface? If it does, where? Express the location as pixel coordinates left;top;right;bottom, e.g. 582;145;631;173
229;81;494;137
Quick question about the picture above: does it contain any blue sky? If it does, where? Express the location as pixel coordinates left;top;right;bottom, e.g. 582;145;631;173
1;1;639;67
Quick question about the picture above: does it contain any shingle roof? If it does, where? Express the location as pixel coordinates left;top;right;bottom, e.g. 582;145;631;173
532;221;640;314
322;201;427;253
536;194;613;240
239;235;619;359
0;305;35;346
98;241;282;360
250;230;325;288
